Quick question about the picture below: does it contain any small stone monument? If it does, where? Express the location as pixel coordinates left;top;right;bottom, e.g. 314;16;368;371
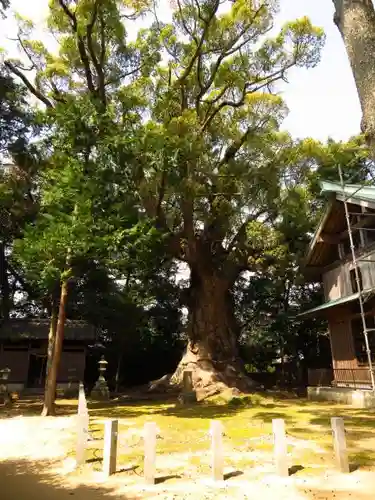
64;367;78;398
90;355;110;400
178;370;197;405
0;368;11;406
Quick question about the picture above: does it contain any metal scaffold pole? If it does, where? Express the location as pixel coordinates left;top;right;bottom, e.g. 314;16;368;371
338;165;375;392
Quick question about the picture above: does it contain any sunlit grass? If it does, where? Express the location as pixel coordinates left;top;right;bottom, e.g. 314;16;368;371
3;391;375;477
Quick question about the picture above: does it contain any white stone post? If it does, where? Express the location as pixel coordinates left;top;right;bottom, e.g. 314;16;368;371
103;419;118;476
76;382;89;466
331;417;350;473
144;422;157;485
210;420;224;482
272;418;289;477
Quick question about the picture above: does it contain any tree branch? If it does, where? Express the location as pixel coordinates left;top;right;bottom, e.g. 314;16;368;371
58;0;96;96
99;11;106;67
86;0;106;106
176;0;220;86
219;118;269;167
195;4;268;111
16;34;37;71
58;0;77;26
202;83;250;132
7;262;35;298
4;61;53;108
176;0;198;43
201;61;295;132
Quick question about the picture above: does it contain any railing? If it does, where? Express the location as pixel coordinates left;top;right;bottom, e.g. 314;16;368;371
308;368;333;387
308;367;373;389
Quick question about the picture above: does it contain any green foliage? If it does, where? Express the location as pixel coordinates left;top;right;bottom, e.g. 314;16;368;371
0;70;42;319
2;0;367;382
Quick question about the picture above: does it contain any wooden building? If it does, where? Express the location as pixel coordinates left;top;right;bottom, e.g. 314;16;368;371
0;318;96;392
301;181;375;402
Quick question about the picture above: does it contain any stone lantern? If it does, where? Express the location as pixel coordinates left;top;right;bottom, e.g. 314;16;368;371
0;368;11;406
0;367;10;382
90;355;110;400
98;356;108;380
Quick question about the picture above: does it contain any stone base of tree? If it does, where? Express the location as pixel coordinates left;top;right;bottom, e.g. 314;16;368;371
149;347;256;400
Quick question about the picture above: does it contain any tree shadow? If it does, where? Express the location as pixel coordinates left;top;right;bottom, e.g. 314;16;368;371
0;458;137;500
252;411;296;424
155;474;182;484
0;397;78;419
0;391;310;422
289;464;304;475
224;470;243;480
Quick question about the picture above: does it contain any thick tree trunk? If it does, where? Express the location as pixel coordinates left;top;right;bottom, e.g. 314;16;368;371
170;271;255;397
333;0;375;149
41;279;69;416
0;241;10;320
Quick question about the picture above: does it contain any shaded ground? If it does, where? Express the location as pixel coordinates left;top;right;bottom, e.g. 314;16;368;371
0;460;139;500
1;392;375;499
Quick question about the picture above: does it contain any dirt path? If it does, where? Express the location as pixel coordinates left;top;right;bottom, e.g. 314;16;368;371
1;415;375;499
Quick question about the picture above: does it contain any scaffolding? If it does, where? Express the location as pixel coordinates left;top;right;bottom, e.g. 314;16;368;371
337;165;375;391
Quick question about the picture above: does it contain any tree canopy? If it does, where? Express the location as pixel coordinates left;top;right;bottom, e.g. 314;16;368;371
0;0;370;399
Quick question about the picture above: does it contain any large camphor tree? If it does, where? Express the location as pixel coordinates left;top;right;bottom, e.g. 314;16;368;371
5;0;324;394
133;0;324;392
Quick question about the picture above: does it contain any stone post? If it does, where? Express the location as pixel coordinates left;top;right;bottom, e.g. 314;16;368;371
178;370;197;404
103;419;118;477
272;418;289;477
210;420;224;482
144;422;157;485
76;382;89;467
331;417;350;473
76;415;89;467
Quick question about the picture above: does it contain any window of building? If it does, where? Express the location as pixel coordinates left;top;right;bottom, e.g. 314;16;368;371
339;231;362;257
363;227;375;245
351;316;375;364
350;267;363;294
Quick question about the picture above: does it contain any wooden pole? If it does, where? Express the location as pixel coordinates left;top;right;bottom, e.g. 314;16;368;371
103;419;118;476
272;418;289;477
144;422;157;485
331;417;350;473
42;277;70;416
210;420;224;482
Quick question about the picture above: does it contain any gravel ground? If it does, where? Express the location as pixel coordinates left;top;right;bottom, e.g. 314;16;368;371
1;415;375;499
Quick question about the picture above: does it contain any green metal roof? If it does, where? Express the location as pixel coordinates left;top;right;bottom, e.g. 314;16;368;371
304;181;375;269
298;289;375;318
321;181;375;203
